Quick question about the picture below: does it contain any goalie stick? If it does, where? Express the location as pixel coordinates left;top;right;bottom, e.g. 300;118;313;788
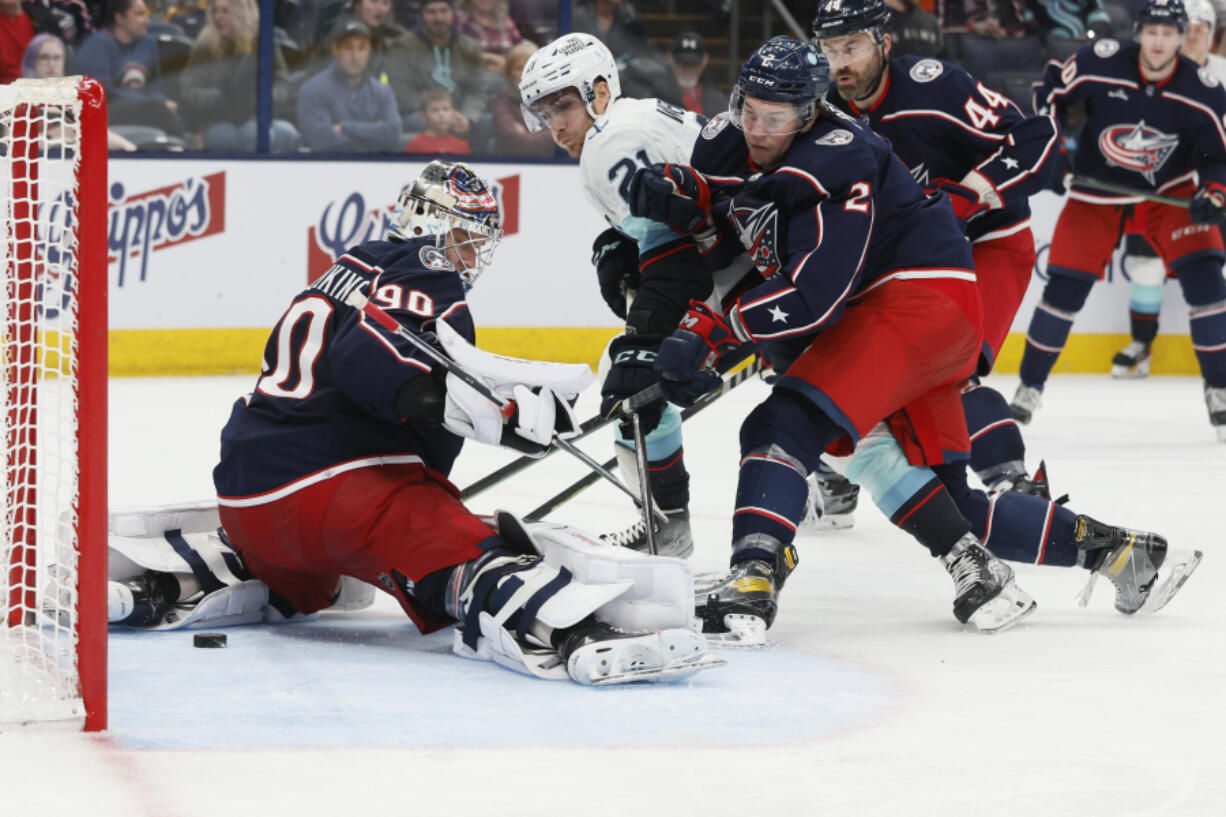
344;290;661;515
523;357;765;521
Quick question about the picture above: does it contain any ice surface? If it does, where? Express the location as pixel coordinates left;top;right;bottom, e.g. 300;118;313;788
2;373;1224;816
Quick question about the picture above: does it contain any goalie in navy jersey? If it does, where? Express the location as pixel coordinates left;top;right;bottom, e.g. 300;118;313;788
208;161;722;686
1010;0;1226;441
813;0;1061;495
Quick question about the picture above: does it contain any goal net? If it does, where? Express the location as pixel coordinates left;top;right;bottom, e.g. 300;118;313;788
0;77;107;731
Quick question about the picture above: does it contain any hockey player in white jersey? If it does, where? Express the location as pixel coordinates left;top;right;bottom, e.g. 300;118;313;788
518;34;858;554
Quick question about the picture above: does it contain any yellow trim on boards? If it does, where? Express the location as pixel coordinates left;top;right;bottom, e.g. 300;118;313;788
104;329;1200;377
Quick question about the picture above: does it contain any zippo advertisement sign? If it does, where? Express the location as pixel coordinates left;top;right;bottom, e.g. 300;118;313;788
104;160;1190;334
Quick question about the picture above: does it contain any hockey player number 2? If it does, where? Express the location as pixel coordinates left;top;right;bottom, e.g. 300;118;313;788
963;82;1009;130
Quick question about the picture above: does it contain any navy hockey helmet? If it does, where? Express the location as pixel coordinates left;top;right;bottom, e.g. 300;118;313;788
730;36;830;133
392;161;503;288
812;0;892;44
1135;0;1188;32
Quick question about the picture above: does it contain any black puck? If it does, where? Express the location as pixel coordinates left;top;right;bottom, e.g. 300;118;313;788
193;632;227;648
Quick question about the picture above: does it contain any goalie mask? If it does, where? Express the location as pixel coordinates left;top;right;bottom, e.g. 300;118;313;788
519;33;621;132
391;161;504;288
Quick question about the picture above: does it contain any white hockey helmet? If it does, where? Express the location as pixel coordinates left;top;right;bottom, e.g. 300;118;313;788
519;33;621;132
391;160;503;289
1185;0;1215;27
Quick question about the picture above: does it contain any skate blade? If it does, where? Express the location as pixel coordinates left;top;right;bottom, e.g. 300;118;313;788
1111;363;1150;379
966;582;1037;633
797;512;856;535
1140;549;1203;614
696;613;770;648
589;652;726;685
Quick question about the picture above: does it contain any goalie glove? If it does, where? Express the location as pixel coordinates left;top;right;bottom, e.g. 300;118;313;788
1191;181;1226;225
655;301;748;407
443;374;580;457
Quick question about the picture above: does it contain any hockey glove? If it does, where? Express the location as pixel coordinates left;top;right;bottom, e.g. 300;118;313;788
655;301;746;407
591;227;641;319
443;374;579;458
1048;138;1074;195
927;178;987;231
1190;181;1226;225
601;334;667;435
627;164;712;234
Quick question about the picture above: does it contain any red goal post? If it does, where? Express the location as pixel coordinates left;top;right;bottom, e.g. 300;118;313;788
0;76;107;731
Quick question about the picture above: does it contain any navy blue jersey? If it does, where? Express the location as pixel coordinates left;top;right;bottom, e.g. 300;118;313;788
826;56;1060;241
717;103;975;342
1036;38;1226;198
214;238;475;500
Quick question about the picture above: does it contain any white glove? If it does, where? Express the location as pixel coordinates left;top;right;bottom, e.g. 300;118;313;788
442;374;581;457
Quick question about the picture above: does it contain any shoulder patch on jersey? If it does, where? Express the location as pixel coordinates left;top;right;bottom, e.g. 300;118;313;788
419;245;454;271
815;128;854;146
1093;39;1120;58
702;113;730;140
1199;66;1221;88
909;59;943;83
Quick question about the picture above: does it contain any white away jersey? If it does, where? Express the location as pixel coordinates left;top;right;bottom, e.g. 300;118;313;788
579;96;704;252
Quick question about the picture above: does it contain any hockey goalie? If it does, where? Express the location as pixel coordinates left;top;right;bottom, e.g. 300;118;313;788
103;160;722;687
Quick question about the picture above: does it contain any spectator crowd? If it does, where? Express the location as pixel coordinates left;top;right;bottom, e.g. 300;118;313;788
5;0;1226;154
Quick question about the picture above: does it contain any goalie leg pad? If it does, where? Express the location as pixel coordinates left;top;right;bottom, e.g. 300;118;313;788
453;512;700;680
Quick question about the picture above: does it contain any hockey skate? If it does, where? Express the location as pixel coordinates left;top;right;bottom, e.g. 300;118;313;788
941;535;1036;632
1074;515;1203;614
107;572;182;627
694;545;798;647
998;460;1069;505
1205;384;1226;443
557;619;725;685
600;508;693;558
1111;340;1152;379
797;471;859;534
1009;383;1043;424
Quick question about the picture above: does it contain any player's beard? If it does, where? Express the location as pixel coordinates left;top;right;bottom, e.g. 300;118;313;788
833;52;887;106
1140;49;1178;76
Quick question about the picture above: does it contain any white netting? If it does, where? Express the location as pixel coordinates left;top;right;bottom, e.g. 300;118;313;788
0;79;85;728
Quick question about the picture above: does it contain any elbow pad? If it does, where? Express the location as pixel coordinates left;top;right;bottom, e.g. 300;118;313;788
394;369;447;425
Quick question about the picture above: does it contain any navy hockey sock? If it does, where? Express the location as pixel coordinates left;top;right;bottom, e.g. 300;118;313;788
731;390;847;559
1130;307;1161;343
1175;258;1226;387
731;445;810;552
932;463;1078;567
1019;274;1094;387
963;382;1026;486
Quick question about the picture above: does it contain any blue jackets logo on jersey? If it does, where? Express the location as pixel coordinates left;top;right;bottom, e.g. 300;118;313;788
816;129;855;145
908;60;943;82
730;202;781;272
1098;121;1179;183
1094;39;1120;58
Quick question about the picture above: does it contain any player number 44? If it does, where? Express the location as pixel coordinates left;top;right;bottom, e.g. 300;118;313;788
963;82;1009;130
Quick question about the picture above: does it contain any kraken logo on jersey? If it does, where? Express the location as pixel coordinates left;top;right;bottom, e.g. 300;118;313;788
730;202;781;273
1098;121;1179;184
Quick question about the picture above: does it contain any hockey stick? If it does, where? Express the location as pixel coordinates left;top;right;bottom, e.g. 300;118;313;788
344;290;658;509
461;412;619;499
524;357;765;521
1070;175;1201;209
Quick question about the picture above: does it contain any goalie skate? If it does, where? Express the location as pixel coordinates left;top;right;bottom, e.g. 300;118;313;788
559;621;725;685
1111;340;1152;379
797;471;859;534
